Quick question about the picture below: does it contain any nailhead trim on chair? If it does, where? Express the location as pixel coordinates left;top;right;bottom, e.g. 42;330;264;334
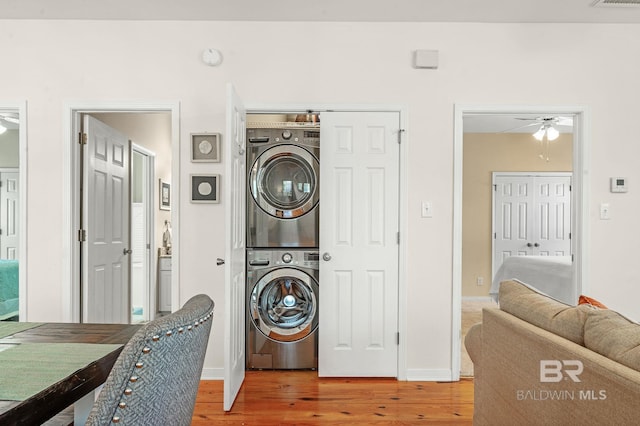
111;307;215;424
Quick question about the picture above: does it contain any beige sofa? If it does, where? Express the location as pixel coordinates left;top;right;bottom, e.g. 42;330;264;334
465;279;640;425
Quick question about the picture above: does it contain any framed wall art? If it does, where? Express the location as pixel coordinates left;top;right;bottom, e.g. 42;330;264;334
159;179;171;210
191;133;221;162
191;174;220;203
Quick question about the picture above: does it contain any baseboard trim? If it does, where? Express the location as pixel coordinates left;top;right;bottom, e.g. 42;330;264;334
405;369;453;381
201;367;224;380
462;296;495;303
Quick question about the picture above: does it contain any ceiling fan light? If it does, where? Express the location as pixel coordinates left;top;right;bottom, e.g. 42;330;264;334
547;126;560;141
533;126;545;141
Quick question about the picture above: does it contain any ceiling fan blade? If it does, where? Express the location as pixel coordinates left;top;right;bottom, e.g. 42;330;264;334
500;122;540;133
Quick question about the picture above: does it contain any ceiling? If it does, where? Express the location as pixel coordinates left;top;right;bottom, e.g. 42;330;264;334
1;0;640;23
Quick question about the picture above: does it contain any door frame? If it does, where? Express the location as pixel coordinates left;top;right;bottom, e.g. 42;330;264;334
452;104;590;380
131;143;157;322
62;101;180;322
245;102;409;379
0;101;28;320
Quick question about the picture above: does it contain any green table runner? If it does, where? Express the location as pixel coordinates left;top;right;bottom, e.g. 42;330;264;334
0;322;42;339
0;342;121;400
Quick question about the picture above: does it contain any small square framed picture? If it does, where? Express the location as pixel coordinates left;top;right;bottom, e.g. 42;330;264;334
191;174;220;203
159;179;171;210
191;133;221;162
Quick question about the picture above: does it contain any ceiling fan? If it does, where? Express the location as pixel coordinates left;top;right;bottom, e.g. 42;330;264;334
502;115;573;133
0;112;20;134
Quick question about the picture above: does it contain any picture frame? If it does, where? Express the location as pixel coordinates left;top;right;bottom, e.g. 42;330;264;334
159;179;171;210
191;133;221;162
191;174;220;204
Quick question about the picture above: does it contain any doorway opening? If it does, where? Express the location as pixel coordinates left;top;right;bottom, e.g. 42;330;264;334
0;103;26;321
63;104;179;324
453;105;589;380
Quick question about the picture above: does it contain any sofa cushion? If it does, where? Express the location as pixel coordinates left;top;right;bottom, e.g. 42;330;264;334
498;279;590;345
584;309;640;372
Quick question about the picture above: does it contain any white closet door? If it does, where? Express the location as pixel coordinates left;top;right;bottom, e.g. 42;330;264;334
493;172;572;276
319;111;400;377
224;84;247;411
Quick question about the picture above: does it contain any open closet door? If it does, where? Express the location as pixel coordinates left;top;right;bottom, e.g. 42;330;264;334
223;84;247;411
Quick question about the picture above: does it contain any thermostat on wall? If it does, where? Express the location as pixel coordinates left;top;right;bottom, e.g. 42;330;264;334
610;177;628;193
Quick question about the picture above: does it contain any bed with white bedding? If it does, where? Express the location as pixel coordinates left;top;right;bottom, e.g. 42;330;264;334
490;255;574;305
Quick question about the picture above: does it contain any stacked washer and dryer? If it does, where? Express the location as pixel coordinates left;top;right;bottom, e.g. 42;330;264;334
245;124;321;370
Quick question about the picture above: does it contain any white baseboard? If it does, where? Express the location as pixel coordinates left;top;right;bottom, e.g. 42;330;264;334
405;369;453;381
201;367;224;380
462;296;494;303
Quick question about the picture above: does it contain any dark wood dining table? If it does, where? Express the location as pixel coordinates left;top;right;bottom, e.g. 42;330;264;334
0;322;140;425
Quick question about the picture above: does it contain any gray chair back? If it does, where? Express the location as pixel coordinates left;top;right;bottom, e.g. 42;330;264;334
85;294;214;426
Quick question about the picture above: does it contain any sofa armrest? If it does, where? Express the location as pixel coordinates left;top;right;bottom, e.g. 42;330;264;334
464;322;482;365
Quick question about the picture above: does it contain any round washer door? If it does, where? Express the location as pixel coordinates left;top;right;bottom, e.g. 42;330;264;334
249;268;319;342
249;145;319;219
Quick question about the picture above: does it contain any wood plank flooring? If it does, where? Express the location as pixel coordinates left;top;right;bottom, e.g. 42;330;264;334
192;371;474;425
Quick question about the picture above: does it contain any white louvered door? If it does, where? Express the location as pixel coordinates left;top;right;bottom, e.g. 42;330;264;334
319;111;400;377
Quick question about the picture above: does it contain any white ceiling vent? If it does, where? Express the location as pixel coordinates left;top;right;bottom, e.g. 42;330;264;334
592;0;640;7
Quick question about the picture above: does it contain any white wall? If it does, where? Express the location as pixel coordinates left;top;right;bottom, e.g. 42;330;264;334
3;20;640;379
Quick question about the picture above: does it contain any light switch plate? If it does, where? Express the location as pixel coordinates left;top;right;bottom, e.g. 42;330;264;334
421;201;433;218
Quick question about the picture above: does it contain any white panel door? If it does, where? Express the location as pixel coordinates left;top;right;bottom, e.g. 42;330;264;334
0;171;19;259
493;173;571;276
83;115;131;324
532;176;572;256
319;111;400;377
224;84;247;411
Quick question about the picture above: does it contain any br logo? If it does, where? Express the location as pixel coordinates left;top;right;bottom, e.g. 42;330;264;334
540;360;584;383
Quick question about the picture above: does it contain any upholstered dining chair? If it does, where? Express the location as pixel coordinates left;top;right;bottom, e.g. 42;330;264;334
85;294;214;426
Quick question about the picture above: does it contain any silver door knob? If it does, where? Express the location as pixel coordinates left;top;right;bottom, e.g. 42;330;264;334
534;243;539;247
216;258;225;266
322;252;332;261
526;243;533;248
123;248;132;255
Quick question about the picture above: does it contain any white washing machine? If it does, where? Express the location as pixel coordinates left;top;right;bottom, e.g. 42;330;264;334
246;249;319;370
246;127;320;248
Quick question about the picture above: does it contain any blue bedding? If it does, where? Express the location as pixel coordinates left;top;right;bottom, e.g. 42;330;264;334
0;259;19;320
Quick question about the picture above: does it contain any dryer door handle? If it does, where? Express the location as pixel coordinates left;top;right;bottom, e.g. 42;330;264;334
322;252;332;262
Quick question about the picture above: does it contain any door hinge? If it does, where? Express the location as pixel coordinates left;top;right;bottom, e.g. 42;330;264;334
396;332;400;345
0;228;2;235
397;232;400;244
493;184;497;191
79;132;87;145
494;232;497;239
78;229;87;242
569;232;572;239
397;129;405;144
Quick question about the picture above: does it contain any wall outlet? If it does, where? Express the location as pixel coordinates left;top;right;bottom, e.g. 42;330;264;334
476;277;484;286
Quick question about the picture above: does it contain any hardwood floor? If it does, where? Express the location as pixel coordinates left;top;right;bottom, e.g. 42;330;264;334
192;371;474;425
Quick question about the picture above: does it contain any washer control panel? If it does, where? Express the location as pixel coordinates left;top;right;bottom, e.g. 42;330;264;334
247;249;319;269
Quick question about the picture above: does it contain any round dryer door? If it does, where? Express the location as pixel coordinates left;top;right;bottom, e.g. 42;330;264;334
249;268;319;343
249;145;319;219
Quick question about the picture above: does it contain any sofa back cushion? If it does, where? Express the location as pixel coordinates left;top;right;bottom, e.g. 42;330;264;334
499;279;590;345
584;309;640;372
